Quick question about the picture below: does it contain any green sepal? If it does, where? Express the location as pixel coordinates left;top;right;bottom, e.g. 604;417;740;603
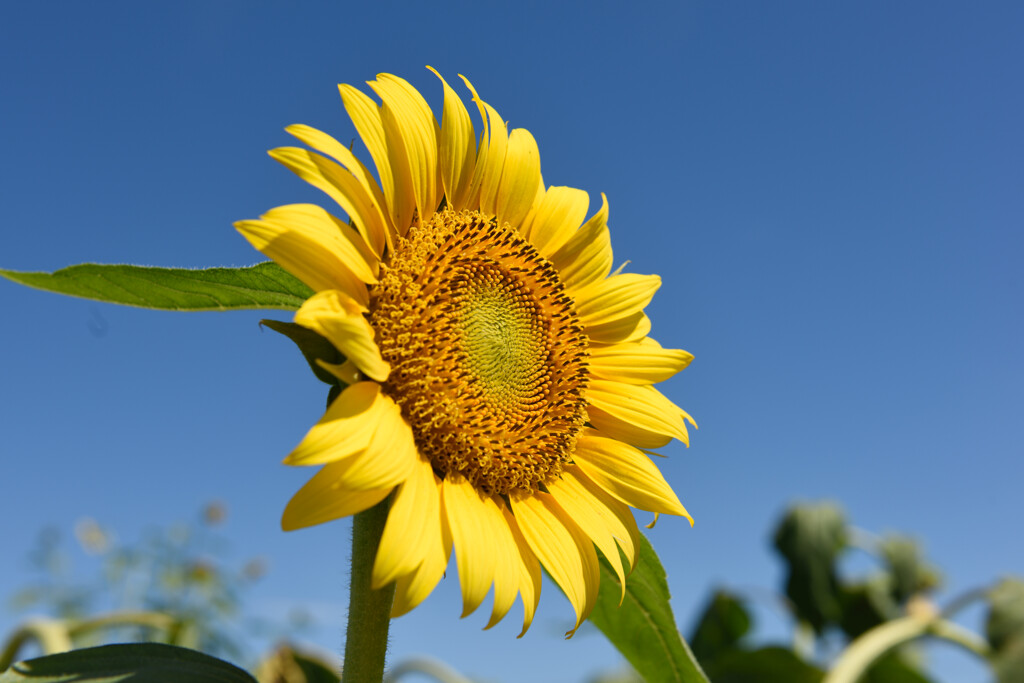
589;533;710;683
326;384;344;408
0;262;312;311
260;319;345;387
0;642;256;682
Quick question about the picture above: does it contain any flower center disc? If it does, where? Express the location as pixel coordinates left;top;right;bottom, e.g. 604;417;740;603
369;209;589;495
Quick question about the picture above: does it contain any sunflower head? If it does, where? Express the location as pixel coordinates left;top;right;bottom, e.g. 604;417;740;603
236;69;696;637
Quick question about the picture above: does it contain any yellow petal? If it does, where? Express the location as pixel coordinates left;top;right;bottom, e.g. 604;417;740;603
235;205;376;303
265;204;377;275
483;498;521;630
521;186;589;258
372;455;440;589
511;492;599;638
269;147;388;257
569;465;641;575
585;311;652;345
391;474;452;618
281;462;393;531
502;506;542;638
314;358;361;386
338;395;417;490
575;273;661;330
285;124;392;253
587;379;692;445
443;477;497;618
293;290;390;382
370;74;440;231
590;341;694;385
496;128;541;230
587;403;673;449
574;428;693;524
427;67;476;211
546;468;627;603
551;193;612;290
460;75;507;216
283;381;386;466
338;84;397;238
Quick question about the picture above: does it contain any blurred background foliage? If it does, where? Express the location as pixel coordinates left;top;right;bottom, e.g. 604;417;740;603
3;501;1021;682
2;503;333;681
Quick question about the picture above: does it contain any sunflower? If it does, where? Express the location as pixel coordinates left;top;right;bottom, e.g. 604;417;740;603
236;69;695;638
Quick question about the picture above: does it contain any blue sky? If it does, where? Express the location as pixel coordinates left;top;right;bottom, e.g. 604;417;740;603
2;2;1022;681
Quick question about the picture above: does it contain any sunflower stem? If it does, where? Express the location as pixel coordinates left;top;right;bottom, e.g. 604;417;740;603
342;499;395;683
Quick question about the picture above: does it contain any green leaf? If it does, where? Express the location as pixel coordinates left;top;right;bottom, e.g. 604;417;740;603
589;533;710;683
992;638;1024;683
0;262;312;311
987;578;1024;652
688;590;751;665
772;502;847;633
0;643;256;682
878;536;941;603
838;575;899;640
859;652;933;683
986;577;1024;682
703;647;823;683
260;320;345;387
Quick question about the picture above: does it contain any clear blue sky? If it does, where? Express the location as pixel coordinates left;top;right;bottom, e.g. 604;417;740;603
2;2;1021;681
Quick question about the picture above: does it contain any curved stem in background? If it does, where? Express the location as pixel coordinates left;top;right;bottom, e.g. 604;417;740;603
341;499;396;683
67;611;179;640
384;656;475;683
0;619;73;671
0;610;186;671
929;619;992;659
823;615;992;683
941;584;995;619
793;620;816;662
846;526;882;558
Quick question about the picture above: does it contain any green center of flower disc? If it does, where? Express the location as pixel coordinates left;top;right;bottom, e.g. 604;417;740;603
368;209;589;495
454;262;549;414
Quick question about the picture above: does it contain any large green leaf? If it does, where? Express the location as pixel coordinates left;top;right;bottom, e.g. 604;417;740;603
589;533;709;683
772;502;847;633
0;262;312;311
0;643;256;682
